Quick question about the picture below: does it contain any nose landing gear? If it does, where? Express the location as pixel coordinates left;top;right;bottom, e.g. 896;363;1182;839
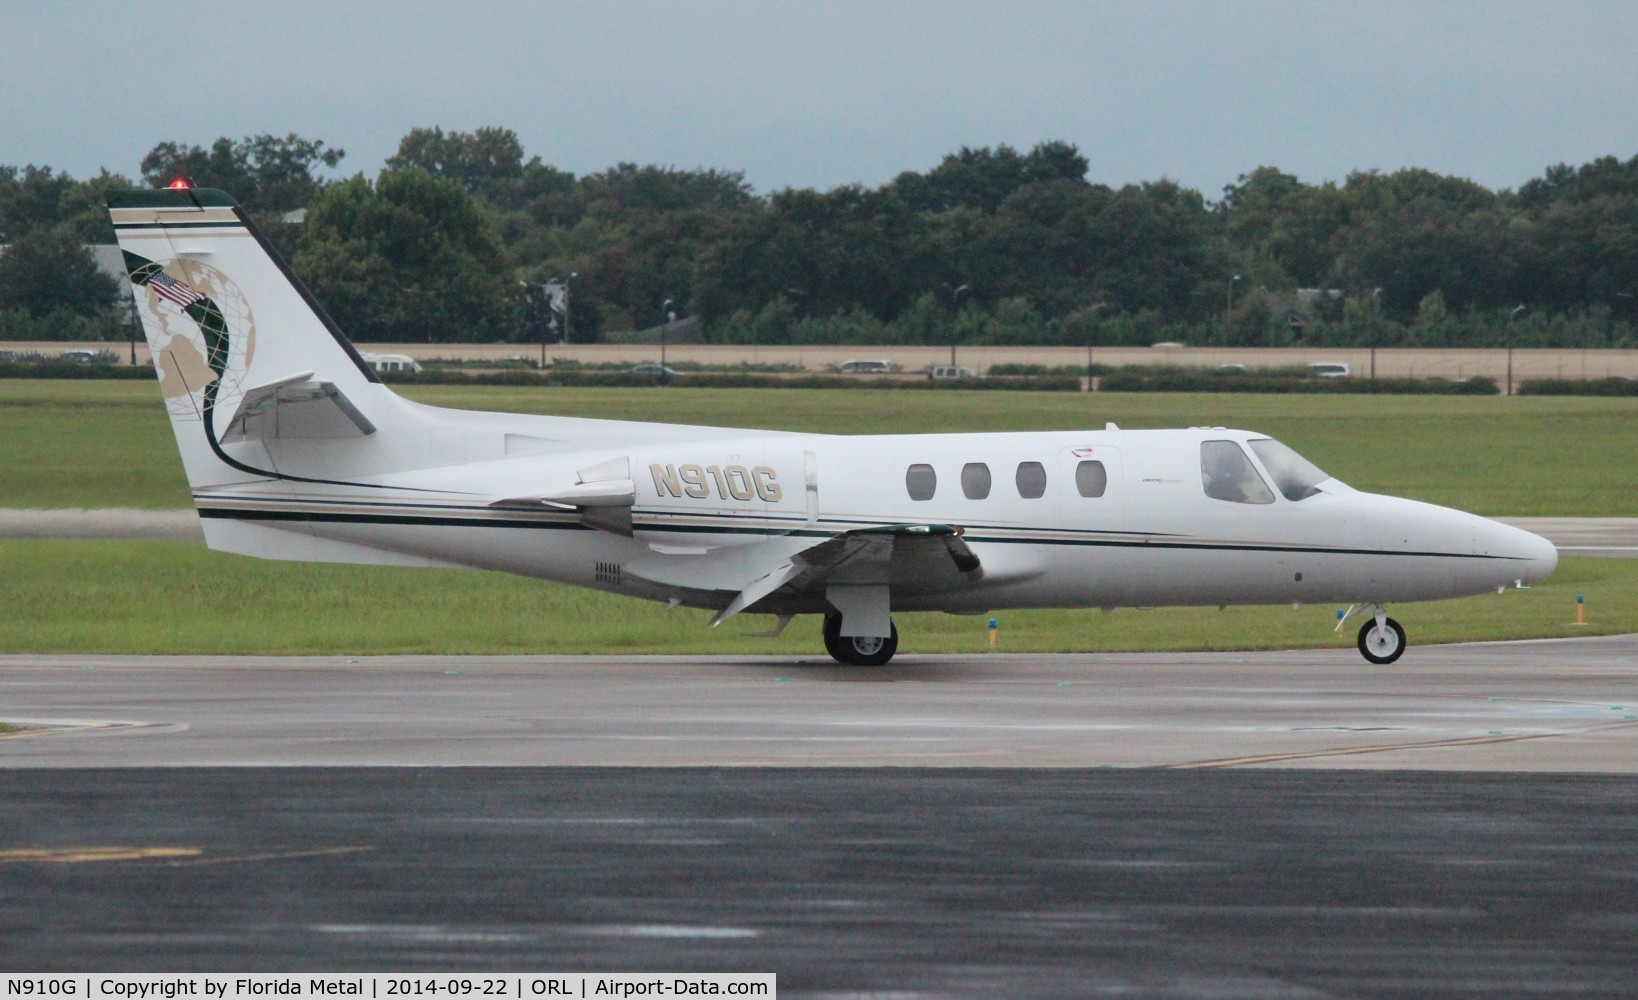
1356;606;1407;664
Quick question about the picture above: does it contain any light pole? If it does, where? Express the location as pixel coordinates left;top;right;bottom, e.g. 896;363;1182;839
782;288;807;357
1224;275;1241;343
127;295;139;365
1085;302;1108;391
1618;294;1636;378
1371;287;1382;380
554;272;576;346
660;297;674;384
519;280;549;369
947;284;970;366
1507;303;1525;396
535;282;548;370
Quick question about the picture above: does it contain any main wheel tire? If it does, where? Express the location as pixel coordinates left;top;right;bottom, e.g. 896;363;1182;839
822;613;846;662
1357;617;1407;664
822;613;899;666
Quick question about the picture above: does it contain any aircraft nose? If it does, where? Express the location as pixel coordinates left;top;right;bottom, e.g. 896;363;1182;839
1524;528;1560;582
1476;518;1559;584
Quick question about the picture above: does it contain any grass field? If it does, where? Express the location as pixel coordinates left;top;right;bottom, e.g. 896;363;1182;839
2;380;1635;514
1;379;1632;656
0;540;1622;656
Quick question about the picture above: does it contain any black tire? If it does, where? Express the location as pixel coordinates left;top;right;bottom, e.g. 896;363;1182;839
1357;617;1407;664
822;613;846;662
823;613;899;666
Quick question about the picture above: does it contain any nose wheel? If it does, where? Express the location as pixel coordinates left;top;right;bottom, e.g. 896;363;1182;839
823;612;899;666
1357;615;1407;664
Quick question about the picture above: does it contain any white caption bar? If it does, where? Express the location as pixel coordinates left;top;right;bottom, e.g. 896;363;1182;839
3;977;775;1000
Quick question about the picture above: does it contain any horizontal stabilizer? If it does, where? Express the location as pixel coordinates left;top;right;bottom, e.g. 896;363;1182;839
542;479;636;507
490;480;635;511
221;371;376;443
489;457;635;536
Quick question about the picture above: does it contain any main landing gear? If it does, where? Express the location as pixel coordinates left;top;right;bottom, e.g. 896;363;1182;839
1356;607;1407;664
823;612;899;666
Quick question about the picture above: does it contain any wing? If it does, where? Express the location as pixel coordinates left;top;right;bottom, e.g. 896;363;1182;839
710;524;981;628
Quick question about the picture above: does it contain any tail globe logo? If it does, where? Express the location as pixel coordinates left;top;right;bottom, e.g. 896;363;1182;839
127;254;257;421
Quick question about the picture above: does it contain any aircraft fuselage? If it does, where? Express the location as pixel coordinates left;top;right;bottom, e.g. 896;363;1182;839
195;424;1557;618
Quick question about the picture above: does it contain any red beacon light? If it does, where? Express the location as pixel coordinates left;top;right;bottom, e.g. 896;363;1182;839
167;178;190;190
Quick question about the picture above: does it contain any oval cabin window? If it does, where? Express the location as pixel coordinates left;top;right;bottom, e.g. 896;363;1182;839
961;462;991;500
1075;460;1107;498
906;463;937;501
1016;461;1047;499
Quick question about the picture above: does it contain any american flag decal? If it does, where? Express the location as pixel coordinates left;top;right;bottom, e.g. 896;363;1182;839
149;270;202;309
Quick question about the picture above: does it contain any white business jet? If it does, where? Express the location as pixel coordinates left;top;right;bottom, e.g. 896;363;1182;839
109;186;1557;666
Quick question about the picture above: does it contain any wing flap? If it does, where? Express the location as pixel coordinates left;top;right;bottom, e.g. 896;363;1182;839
709;560;805;627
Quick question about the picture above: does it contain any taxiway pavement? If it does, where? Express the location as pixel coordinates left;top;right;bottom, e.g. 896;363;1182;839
5;640;1637;991
4;637;1637;770
3;766;1635;994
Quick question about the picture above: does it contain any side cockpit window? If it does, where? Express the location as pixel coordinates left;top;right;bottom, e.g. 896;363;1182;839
1201;440;1275;504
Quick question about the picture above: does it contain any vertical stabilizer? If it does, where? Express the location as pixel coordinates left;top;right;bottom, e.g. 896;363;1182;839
107;188;383;490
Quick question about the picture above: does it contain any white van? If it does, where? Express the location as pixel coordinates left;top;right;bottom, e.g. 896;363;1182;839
838;359;893;374
930;364;977;379
361;353;423;374
1308;362;1352;378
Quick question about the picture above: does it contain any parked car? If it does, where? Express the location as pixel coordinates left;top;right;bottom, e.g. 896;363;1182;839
1216;363;1249;375
838;359;893;373
360;352;423;374
628;364;682;378
59;349;102;363
929;364;978;379
1308;362;1352;378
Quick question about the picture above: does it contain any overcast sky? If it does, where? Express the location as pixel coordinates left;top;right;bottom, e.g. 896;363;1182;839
5;1;1636;198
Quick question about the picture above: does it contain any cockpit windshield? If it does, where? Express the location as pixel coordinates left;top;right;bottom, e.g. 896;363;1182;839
1248;438;1334;501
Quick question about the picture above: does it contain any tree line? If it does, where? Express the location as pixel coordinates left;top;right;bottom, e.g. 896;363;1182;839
2;128;1635;349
